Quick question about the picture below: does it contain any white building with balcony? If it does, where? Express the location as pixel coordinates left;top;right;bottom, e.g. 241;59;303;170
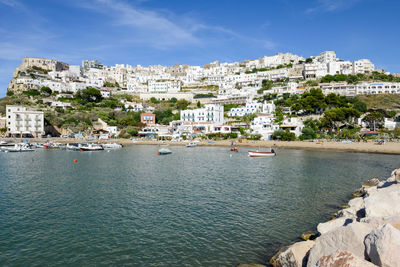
6;105;44;137
181;104;224;124
353;59;374;74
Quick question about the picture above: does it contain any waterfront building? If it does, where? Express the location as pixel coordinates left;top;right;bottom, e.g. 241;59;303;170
6;105;44;137
181;104;224;124
228;101;261;117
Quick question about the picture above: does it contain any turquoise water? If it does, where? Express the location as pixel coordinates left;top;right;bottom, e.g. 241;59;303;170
0;145;398;266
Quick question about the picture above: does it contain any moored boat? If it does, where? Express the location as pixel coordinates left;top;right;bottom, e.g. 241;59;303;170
44;143;61;149
1;143;35;152
248;148;276;157
102;143;123;149
66;143;82;151
158;148;172;155
186;142;197;147
80;143;104;151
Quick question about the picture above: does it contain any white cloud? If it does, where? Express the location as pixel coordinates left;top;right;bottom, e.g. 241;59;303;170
306;0;362;14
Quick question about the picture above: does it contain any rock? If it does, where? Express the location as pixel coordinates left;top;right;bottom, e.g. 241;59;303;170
348;197;364;211
364;186;378;196
270;240;315;267
364;224;400;267
388;168;400;183
364;184;400;218
315;250;377;267
317;218;353;235
337;207;357;219
236;263;266;267
351;189;365;198
361;216;400;231
306;222;374;267
362;178;380;187
301;231;317;241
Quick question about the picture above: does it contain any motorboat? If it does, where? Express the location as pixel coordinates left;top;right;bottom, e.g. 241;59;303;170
44;143;61;149
186;142;197;147
66;143;82;151
248;148;276;157
102;143;123;149
1;143;34;152
80;143;104;151
158;148;172;155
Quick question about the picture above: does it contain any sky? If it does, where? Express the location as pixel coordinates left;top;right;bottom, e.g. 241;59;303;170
0;0;399;96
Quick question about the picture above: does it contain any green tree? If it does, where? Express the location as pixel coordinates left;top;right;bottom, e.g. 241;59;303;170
40;86;52;95
300;127;317;140
75;88;103;103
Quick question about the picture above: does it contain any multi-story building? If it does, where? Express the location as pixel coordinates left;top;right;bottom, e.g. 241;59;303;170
353;59;375;74
147;80;181;93
6;105;44;137
228;101;262;117
181;104;224;124
320;82;400;96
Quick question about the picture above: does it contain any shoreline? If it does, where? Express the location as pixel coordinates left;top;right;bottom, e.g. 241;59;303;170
263;169;400;267
2;138;400;155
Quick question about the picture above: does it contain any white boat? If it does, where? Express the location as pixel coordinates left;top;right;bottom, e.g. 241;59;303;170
248;148;276;157
44;143;61;149
80;143;104;151
158;148;172;155
1;143;35;152
102;143;123;149
66;143;82;151
186;142;197;147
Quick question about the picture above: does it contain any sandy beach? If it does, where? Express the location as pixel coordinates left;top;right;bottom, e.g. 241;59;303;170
3;138;400;155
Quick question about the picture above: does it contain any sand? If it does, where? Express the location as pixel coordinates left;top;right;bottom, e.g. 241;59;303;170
5;138;400;155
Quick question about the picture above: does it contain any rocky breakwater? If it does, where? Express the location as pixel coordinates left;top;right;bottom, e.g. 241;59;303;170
268;168;400;267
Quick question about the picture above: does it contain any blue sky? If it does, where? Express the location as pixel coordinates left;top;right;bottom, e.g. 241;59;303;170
0;0;399;96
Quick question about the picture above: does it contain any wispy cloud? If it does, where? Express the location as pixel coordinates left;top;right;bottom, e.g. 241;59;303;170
306;0;362;14
77;0;276;51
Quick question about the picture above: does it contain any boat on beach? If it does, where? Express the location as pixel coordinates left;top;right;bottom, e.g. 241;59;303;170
80;143;104;151
248;148;276;157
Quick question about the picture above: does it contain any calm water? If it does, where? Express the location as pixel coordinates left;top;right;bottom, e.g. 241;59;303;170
0;145;398;266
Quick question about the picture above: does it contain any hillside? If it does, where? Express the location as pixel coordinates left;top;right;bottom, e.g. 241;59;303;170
357;94;400;110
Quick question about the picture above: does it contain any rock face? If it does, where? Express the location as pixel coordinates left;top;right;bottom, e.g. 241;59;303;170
364;184;400;218
361;216;400;231
364;224;400;267
316;251;377;267
306;222;373;267
317;217;352;235
270;240;315;267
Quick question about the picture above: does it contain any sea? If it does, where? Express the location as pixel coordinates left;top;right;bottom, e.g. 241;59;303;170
0;145;398;266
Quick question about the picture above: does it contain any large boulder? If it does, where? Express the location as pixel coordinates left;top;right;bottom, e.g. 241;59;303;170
306;222;374;267
364;223;400;267
317;218;352;235
315;250;377;267
361;216;400;231
391;168;400;183
364;184;400;218
270;240;315;267
348;197;364;211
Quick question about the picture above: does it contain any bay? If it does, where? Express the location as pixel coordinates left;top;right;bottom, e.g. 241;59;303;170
0;145;398;266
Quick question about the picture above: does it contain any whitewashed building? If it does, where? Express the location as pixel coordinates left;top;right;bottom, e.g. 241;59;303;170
181;104;224;124
6;105;44;137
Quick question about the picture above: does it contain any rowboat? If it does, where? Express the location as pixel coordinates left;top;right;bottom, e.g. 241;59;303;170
248;148;276;157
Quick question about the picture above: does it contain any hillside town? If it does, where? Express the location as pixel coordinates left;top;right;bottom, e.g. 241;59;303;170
2;51;400;141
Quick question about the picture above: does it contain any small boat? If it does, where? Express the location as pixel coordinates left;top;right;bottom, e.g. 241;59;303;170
66;143;82;151
158;148;172;155
186;142;197;147
1;143;34;152
102;143;123;149
44;143;61;149
80;143;104;151
248;148;276;157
